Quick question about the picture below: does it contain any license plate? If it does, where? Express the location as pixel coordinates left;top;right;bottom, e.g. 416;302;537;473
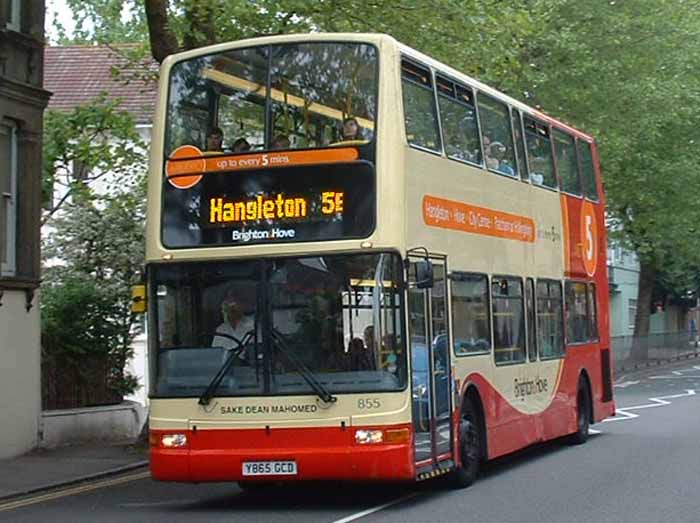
242;461;297;476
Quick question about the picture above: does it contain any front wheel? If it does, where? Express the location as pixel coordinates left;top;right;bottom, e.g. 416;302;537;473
450;397;482;488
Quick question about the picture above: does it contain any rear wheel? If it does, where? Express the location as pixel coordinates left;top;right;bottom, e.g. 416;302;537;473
569;380;591;445
450;397;482;488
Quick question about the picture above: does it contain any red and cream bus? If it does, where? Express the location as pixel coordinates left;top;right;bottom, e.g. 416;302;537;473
143;33;615;488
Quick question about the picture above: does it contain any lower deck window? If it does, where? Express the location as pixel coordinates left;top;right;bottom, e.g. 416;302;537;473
537;280;564;358
491;277;525;364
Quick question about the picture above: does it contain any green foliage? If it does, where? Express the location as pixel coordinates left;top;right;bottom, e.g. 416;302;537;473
42;184;146;399
514;0;700;333
54;0;149;45
41;276;123;360
42;94;144;222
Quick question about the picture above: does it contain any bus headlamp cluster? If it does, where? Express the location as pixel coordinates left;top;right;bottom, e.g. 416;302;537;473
355;430;384;444
160;433;188;448
355;428;411;445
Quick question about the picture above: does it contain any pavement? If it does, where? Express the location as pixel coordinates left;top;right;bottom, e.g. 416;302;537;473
0;354;697;506
0;443;148;502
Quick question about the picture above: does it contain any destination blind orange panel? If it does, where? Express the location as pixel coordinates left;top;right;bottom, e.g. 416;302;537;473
166;146;360;189
422;195;536;243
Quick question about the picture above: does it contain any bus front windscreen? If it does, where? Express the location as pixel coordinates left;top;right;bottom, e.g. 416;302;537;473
151;253;406;398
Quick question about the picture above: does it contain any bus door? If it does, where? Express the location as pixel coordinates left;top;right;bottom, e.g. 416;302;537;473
408;257;453;470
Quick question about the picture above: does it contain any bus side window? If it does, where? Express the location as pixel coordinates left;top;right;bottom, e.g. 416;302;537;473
525;278;537;361
476;94;517;178
401;59;441;152
587;283;599;341
578;140;599;201
436;76;481;166
451;273;491;356
554;129;582;196
536;280;564;359
511;109;528;183
565;281;589;344
491;276;526;364
524;117;556;189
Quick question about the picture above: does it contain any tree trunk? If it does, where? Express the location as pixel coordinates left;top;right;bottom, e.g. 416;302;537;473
632;257;656;360
144;0;180;64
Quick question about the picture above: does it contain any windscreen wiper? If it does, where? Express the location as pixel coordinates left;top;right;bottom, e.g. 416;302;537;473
271;329;337;404
198;331;254;406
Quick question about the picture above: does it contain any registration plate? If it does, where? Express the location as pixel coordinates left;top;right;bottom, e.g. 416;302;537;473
242;461;297;476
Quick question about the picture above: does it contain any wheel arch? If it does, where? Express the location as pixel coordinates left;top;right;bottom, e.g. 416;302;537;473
462;383;488;461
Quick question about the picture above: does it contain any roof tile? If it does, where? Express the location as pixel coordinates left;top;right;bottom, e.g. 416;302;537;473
44;45;159;125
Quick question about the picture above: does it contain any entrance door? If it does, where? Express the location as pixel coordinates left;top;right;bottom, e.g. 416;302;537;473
408;258;453;469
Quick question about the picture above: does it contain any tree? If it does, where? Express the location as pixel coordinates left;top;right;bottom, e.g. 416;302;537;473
515;0;700;343
42;183;146;405
42;94;145;224
42;92;147;405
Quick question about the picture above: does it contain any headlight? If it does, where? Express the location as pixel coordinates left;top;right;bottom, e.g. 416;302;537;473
355;429;384;444
161;433;188;448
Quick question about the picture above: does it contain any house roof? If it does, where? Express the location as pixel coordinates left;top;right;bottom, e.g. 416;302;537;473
44;45;159;125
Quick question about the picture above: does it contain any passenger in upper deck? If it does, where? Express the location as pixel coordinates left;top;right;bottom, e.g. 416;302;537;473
483;136;500;170
271;134;290;150
231;137;251;153
490;141;515;176
342;117;363;142
205;127;224;153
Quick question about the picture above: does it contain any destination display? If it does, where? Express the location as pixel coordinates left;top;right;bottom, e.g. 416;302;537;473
161;161;375;248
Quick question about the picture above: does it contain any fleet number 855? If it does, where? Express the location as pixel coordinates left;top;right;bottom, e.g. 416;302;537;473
357;398;381;409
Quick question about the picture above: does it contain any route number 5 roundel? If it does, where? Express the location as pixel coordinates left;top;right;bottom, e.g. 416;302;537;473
580;201;597;276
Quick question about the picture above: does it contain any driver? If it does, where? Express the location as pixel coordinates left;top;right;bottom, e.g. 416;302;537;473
212;297;254;351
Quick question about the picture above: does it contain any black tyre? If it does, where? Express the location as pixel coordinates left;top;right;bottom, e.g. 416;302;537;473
568;380;591;445
450;397;482;488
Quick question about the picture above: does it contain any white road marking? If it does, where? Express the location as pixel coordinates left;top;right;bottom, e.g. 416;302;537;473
119;500;198;508
614;380;640;388
673;371;683;375
331;493;420;523
588;428;602;435
604;390;696;423
649;375;700;380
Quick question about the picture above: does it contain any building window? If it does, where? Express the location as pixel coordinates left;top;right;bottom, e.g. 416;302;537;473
0;121;18;276
628;298;637;332
6;0;21;31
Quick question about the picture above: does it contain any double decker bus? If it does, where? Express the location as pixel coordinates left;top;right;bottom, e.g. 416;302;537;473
144;33;615;488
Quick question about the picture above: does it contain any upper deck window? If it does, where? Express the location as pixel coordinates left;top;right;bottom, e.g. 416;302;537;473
436;76;481;165
524;117;556;189
166;43;377;156
578;141;599;201
553;129;581;196
401;60;441;152
477;95;517;178
511;109;528;183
